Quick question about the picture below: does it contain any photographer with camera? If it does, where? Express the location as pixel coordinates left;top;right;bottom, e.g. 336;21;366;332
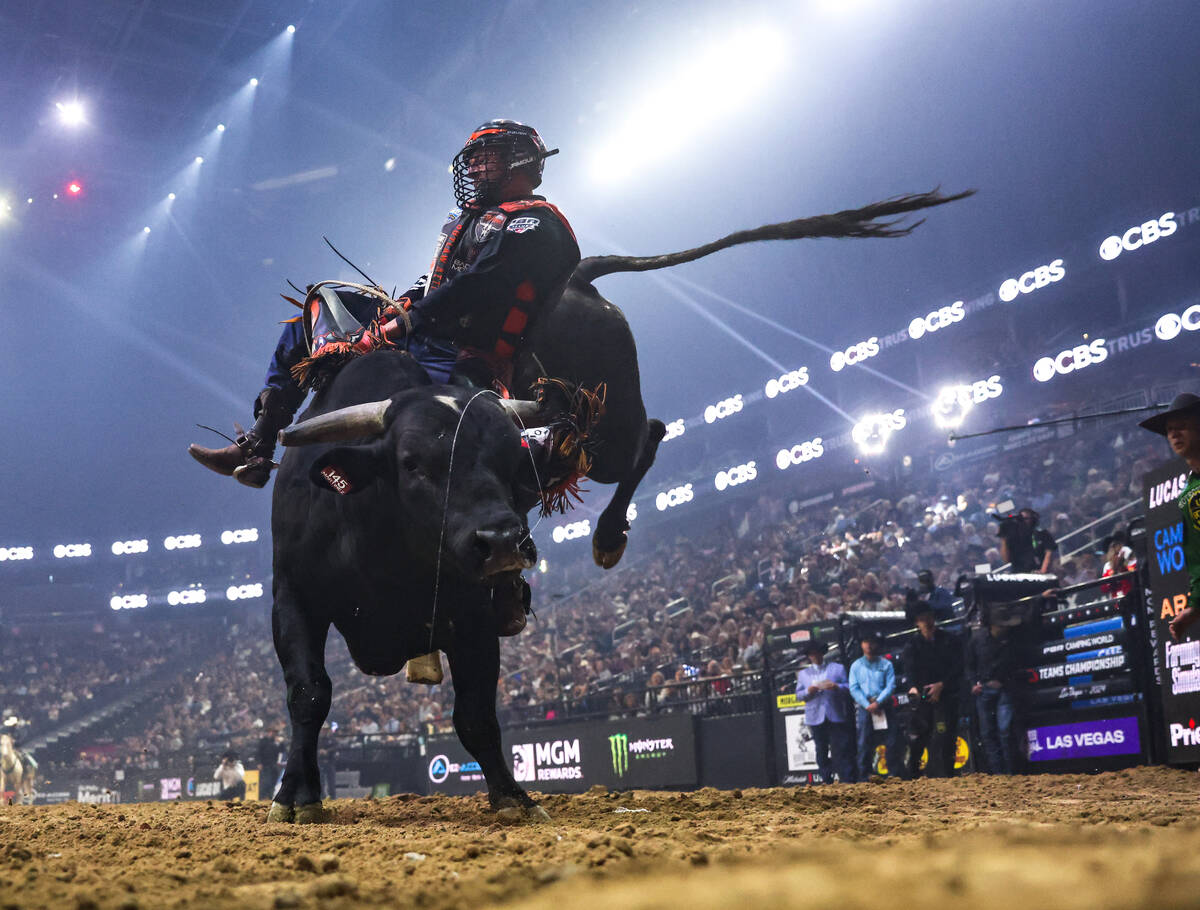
996;507;1057;574
899;593;964;778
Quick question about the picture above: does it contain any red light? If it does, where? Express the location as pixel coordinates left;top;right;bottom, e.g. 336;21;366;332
67;181;82;196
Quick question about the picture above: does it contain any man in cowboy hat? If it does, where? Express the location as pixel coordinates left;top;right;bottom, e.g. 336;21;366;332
1140;392;1200;641
795;639;856;783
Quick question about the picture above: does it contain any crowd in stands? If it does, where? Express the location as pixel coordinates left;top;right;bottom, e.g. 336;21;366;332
1;418;1160;775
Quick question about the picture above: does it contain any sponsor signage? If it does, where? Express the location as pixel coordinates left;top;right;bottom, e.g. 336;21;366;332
110;593;148;611
932;376;1003;429
53;543;92;558
220;528;259;545
1026;716;1140;762
225;583;264;601
1032;339;1108;383
1098;212;1177;261
167;588;206;606
1144;458;1200;763
423;715;696;795
163;534;201;551
0;546;34;561
998;259;1065;303
852;409;906;455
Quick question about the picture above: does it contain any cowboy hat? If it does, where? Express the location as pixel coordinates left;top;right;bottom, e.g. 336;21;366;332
1140;393;1200;436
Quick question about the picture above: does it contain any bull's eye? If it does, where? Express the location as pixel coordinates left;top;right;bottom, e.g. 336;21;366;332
402;455;420;474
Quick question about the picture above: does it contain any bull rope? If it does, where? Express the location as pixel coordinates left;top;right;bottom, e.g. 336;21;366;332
427;389;547;652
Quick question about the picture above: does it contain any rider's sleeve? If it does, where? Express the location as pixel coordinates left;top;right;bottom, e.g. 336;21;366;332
410;210;580;346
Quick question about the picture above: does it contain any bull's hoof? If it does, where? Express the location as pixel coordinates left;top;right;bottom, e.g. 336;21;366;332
295;802;327;824
267;801;296;823
592;535;627;569
497;804;551;825
406;652;444;685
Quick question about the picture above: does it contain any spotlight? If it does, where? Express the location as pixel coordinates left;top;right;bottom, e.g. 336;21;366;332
67;181;82;195
194;156;204;165
167;192;176;201
384;157;396;171
249;77;259;87
286;24;296;34
26;197;32;204
143;226;151;234
55;99;86;127
216;123;226;132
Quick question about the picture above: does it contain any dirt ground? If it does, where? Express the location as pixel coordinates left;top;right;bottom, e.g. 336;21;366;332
2;766;1199;910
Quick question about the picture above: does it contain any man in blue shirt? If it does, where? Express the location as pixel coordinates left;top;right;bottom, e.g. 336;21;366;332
849;632;907;780
795;640;856;784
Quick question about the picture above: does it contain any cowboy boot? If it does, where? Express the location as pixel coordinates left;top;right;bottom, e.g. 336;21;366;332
188;389;296;488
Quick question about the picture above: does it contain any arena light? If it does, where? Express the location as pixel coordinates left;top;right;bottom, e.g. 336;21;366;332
249;77;259;87
52;543;92;559
626;503;638;523
142;226;151;234
590;25;788;181
55;99;86;127
932;387;972;430
220;528;259;545
194;156;204;165
286;24;296;34
111;539;149;556
852;409;906;455
384;157;396;172
167;192;176;201
0;546;34;562
66;181;83;196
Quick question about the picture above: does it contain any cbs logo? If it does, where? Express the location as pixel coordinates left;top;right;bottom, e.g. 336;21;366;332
225;583;264;601
109;594;148;611
830;338;880;372
907;301;965;340
998;260;1065;302
551;520;591;543
656;484;694;511
764;368;809;398
1032;339;1108;382
775;438;824;470
703;396;743;424
164;534;202;551
1098;213;1177;261
662;419;686;441
167;589;207;606
1155;304;1200;341
111;539;149;555
714;462;757;491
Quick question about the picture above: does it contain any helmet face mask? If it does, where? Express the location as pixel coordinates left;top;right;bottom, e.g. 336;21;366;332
451;120;557;210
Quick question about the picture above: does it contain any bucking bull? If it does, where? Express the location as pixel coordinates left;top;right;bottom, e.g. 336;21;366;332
1;733;37;805
265;190;970;823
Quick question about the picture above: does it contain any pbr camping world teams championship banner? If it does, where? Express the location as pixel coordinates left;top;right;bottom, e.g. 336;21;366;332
1144;458;1200;763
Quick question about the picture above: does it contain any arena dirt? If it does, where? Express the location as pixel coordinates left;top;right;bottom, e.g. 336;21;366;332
1;766;1199;909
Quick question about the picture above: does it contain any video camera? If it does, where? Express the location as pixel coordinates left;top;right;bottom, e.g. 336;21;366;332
990;500;1035;540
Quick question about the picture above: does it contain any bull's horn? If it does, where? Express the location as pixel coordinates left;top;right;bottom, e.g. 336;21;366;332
278;399;392;446
497;398;548;428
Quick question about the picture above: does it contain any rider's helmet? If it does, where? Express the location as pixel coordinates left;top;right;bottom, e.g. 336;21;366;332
451;120;558;210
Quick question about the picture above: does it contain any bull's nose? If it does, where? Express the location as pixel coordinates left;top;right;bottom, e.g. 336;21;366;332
473;526;534;575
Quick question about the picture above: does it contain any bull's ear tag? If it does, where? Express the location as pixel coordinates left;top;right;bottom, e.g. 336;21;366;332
321;465;353;495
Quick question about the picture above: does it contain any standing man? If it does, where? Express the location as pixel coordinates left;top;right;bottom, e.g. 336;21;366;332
965;616;1019;774
1140;393;1200;641
998;509;1058;574
900;597;963;778
795;640;856;784
214;751;246;801
848;633;906;780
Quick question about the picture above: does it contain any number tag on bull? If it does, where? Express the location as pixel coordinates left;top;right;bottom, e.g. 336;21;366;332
320;465;353;495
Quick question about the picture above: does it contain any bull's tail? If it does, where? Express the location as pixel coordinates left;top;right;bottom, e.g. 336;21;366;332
572;188;975;284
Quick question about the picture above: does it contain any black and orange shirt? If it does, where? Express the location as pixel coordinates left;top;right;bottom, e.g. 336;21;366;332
408;196;580;360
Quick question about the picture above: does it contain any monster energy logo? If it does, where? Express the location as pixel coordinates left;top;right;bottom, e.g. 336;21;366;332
609;733;629;777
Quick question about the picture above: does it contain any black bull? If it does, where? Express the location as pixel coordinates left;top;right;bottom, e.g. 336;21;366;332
266;189;971;821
